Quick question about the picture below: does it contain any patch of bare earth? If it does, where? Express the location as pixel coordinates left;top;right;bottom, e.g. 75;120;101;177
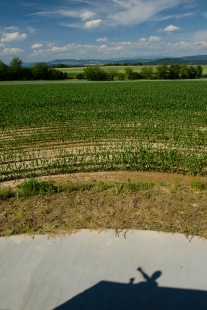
2;171;207;189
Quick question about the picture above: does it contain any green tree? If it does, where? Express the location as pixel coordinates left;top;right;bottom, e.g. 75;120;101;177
0;60;8;80
188;66;197;79
196;65;203;78
168;64;180;79
116;72;125;80
31;63;49;79
180;64;189;79
47;69;67;80
84;65;108;81
140;66;154;79
155;63;168;79
10;57;22;71
124;67;133;79
107;68;117;81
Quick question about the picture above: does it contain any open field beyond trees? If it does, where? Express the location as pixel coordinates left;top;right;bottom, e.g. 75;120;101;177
1;80;207;237
57;65;207;78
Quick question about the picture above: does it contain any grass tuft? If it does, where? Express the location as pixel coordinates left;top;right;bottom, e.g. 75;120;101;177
16;178;63;198
0;186;11;200
190;179;206;191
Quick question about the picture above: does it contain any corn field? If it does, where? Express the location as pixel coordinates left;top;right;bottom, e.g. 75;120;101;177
1;81;207;181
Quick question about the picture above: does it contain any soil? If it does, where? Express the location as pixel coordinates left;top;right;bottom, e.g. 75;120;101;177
1;170;206;189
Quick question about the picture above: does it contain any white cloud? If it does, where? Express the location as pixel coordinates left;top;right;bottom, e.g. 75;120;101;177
97;37;108;42
179;41;191;48
105;0;190;27
31;43;43;49
149;36;162;42
28;27;36;34
84;19;102;29
29;9;96;21
192;30;207;42
47;42;56;48
98;44;108;50
139;38;147;42
162;24;181;32
61;22;82;29
155;12;193;22
194;41;207;47
27;0;193;31
0;43;5;47
4;26;18;31
58;10;80;17
202;12;207;18
30;43;86;57
1;48;24;55
1;32;27;42
80;11;96;20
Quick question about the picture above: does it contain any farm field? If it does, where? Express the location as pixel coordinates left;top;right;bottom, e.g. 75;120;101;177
1;80;207;182
57;65;207;78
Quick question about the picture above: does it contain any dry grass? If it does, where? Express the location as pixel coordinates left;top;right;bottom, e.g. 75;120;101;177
1;176;207;238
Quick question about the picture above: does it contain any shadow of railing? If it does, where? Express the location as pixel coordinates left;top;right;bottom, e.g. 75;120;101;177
54;267;207;310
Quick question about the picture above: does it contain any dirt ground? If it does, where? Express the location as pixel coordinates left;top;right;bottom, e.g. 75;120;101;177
1;170;207;189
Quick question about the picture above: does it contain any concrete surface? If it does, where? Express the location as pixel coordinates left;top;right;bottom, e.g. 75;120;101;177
0;230;207;310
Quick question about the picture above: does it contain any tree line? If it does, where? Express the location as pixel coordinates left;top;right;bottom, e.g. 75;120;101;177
82;63;203;81
0;57;67;81
0;57;204;81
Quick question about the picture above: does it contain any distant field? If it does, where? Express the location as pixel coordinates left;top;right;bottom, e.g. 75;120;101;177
57;65;207;78
1;80;207;181
57;66;155;78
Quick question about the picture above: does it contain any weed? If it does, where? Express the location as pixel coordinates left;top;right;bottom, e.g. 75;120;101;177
16;178;60;198
190;179;205;190
66;182;93;192
126;180;154;192
0;186;11;200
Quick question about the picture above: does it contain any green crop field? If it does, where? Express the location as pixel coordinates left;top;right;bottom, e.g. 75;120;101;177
1;80;207;182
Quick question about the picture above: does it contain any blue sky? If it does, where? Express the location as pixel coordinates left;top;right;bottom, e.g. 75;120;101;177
1;0;207;63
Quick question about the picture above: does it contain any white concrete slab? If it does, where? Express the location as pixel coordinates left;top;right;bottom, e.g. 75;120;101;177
0;230;207;310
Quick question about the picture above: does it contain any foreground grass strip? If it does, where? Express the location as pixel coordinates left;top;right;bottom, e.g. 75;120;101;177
0;178;207;238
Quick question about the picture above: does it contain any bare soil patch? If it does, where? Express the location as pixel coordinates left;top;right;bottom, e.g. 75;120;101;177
2;170;206;189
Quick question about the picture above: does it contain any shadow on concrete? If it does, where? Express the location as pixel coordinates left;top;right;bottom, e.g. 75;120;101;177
54;267;207;310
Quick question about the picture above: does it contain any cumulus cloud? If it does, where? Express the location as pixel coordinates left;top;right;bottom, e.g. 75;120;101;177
139;38;147;42
1;48;24;55
80;11;96;20
149;36;162;42
160;24;181;32
30;43;87;57
179;41;191;48
31;43;43;49
97;37;108;42
0;43;5;47
1;32;27;42
84;19;102;29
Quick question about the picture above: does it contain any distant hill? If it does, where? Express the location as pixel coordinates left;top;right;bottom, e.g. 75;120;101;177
146;55;207;65
22;55;207;67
